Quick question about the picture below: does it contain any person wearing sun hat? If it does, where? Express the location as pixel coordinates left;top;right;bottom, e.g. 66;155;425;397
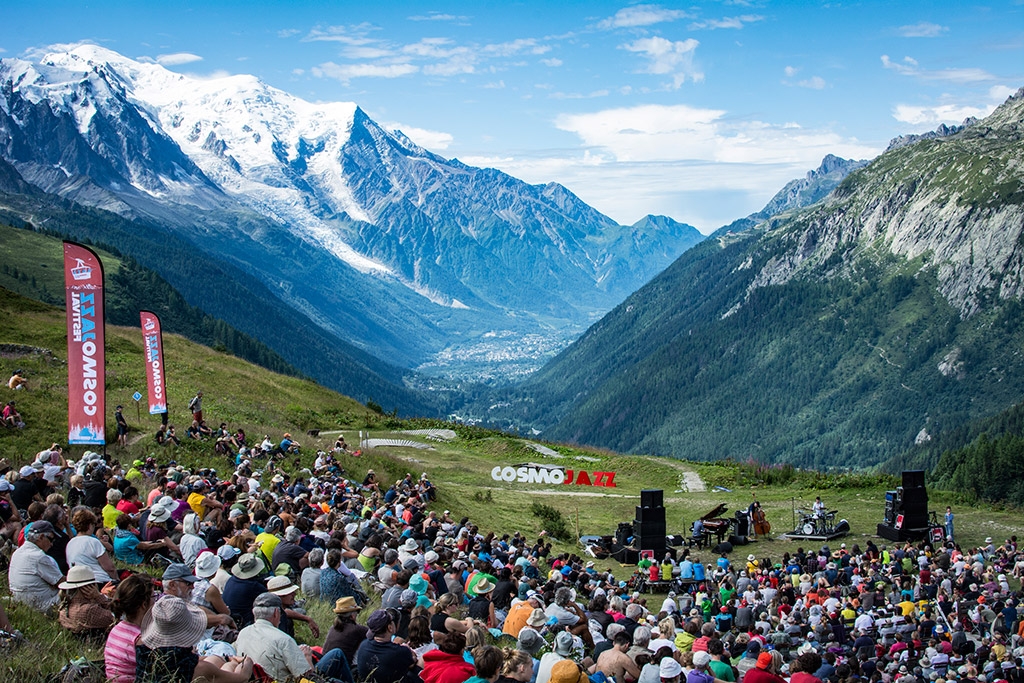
266;575;321;640
549;659;589;683
57;564;115;635
223;552;269;628
134;595;209;681
467;576;497;628
324;596;370;667
536;631;576;683
191;552;234;624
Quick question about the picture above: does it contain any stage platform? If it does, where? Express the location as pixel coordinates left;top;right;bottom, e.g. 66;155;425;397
778;528;850;542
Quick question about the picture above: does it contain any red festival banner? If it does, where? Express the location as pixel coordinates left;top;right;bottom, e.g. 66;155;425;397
140;311;168;414
63;241;106;445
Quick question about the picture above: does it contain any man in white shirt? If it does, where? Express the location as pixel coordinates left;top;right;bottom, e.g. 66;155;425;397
235;592;351;681
8;521;63;610
854;611;875;633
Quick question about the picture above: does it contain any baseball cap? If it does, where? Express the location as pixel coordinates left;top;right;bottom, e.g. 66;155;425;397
163;564;200;583
366;610;393;633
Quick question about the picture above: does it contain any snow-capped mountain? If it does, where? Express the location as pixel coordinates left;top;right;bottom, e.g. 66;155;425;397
0;44;703;378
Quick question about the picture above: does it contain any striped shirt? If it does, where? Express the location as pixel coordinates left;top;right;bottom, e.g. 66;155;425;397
104;621;141;683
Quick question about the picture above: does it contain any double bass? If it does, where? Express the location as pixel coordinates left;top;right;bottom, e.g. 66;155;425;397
751;498;771;537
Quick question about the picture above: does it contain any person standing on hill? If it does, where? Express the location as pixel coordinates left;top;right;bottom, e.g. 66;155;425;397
189;391;203;424
115;405;128;447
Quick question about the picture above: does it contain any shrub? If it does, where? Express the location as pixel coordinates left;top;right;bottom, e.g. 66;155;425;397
530;502;571;540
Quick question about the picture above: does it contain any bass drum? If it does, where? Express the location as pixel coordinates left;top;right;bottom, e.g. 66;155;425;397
802;522;816;535
833;519;850;535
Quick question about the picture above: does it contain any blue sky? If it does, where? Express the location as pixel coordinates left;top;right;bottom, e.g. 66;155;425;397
2;1;1022;231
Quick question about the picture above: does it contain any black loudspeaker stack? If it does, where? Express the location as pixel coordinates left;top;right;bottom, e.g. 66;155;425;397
633;489;667;556
877;471;930;541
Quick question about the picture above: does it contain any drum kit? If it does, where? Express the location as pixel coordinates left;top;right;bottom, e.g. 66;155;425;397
796;508;839;535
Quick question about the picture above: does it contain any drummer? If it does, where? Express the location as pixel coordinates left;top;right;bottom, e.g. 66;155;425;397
812;496;826;531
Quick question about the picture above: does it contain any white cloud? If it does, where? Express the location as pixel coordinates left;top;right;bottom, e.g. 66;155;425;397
304;24;378;46
898;22;948;38
549;90;610;100
303;29;550;82
689;15;764;30
623;37;702;88
469;107;881;229
292;68;305;76
892;103;995;126
312;61;418;83
554;104;877;166
408;13;469;22
423;57;475;76
597;5;690;30
541;58;563;67
156;52;203;66
881;54;997;83
384;123;454;150
989;84;1018;101
483;38;550;57
483;80;505;89
891;85;1014;127
278;29;301;38
784;66;799;77
797;76;826;90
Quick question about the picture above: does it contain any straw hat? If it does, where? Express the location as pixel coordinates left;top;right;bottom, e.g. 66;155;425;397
550;660;586;683
195;552;222;579
59;565;98;590
232;553;264;580
140;596;207;649
401;538;419;552
333;597;362;614
474;578;495;594
267;575;299;596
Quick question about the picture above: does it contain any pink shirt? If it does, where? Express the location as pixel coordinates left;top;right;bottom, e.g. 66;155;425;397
104;620;141;683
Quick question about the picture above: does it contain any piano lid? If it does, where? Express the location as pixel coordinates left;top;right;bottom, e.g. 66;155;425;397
700;503;729;520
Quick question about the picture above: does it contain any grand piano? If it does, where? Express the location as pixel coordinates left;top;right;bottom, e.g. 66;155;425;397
692;503;733;548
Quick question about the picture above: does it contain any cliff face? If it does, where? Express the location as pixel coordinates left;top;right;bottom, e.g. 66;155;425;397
742;88;1024;318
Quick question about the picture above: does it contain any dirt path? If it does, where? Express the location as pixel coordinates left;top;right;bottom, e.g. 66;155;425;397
679;470;706;492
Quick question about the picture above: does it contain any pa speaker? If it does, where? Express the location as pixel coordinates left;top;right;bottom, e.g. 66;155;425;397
713;541;734;554
902;470;926;489
635;507;666;524
901;487;928;512
640;489;664;508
